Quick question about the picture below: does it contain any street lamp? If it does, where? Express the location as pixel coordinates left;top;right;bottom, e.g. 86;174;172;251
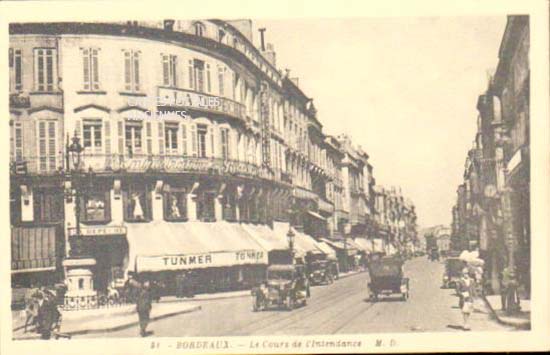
66;131;85;256
287;227;295;259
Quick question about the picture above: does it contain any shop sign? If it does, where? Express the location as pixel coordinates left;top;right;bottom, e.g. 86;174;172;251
136;250;267;272
69;226;127;237
157;87;244;120
506;149;522;173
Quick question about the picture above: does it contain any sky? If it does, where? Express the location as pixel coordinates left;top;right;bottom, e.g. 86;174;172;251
251;17;507;229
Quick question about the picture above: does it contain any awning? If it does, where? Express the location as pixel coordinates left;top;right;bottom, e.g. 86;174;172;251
240;223;293;253
321;238;358;256
316;241;337;260
306;210;326;221
293;228;325;255
125;221;268;272
352;238;374;254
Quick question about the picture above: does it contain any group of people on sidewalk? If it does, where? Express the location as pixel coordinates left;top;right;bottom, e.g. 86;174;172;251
23;287;63;339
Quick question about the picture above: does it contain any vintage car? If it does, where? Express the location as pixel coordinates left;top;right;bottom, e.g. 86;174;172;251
251;264;310;311
308;260;334;285
442;257;467;289
367;256;409;301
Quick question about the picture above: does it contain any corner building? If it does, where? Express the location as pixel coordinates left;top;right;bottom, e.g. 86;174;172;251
9;20;333;300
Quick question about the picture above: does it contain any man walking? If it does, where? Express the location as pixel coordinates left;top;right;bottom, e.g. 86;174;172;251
135;280;153;337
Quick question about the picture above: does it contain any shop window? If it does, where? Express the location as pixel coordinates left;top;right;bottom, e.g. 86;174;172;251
123;183;152;222
81;190;110;223
197;191;216;222
222;193;237;222
34;188;64;223
164;189;188;221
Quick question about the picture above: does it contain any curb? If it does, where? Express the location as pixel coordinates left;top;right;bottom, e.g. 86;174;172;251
13;305;202;340
481;296;530;330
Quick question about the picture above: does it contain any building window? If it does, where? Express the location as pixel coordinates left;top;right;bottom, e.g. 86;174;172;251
197;124;208;158
193;59;205;93
125;121;142;155
218;66;225;96
124;182;152;222
83;119;102;153
218;29;225;42
193;22;205;37
34;48;56;92
37;121;57;172
164;123;178;155
34;188;64;222
123;50;140;92
164;188;187;221
82;48;100;91
9;49;23;91
220;128;229;160
162;54;177;87
222;192;237;221
81;190;110;223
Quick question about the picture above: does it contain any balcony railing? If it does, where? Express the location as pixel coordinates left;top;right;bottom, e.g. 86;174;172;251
11;154;289;183
318;197;334;214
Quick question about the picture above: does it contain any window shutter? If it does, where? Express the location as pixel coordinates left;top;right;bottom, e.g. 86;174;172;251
209;126;215;157
124;51;132;91
83;49;90;90
162;54;169;86
133;52;140;91
191;124;197;157
92;49;99;90
181;123;187;156
158;122;164;155
146;122;152;155
188;60;194;89
118;121;124;155
104;121;111;155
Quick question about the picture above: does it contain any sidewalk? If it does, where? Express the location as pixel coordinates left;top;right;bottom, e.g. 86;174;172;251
483;295;531;330
12;300;201;340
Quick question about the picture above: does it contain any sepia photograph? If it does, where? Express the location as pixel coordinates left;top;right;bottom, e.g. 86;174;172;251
1;0;549;354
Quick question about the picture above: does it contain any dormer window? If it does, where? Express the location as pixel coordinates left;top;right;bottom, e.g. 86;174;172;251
194;22;205;37
218;29;226;42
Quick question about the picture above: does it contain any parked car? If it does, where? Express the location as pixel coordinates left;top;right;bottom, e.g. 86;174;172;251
308;260;334;285
251;264;310;311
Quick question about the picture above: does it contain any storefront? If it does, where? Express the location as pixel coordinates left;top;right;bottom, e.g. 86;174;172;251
125;221;268;294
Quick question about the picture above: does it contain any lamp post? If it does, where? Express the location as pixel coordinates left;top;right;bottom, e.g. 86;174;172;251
66;131;86;257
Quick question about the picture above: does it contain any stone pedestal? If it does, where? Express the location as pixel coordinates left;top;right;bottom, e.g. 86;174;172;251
63;258;98;310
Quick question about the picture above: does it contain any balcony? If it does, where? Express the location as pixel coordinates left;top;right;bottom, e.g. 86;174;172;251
317;197;334;214
293;186;319;201
157;87;246;121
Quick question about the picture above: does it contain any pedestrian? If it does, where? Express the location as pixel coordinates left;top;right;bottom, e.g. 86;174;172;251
458;267;475;331
35;291;58;340
135;280;153;337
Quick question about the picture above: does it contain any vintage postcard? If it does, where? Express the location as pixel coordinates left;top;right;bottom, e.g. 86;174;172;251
0;0;549;354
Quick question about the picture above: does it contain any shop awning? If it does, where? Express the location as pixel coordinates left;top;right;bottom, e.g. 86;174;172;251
321;238;358;256
306;210;326;221
352;238;374;254
125;221;268;273
293;228;325;255
240;223;290;252
316;241;337;260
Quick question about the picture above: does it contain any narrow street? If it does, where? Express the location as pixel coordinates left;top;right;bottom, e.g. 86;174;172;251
80;257;510;338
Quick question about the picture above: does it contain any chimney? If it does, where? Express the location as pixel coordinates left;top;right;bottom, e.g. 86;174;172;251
258;28;266;51
264;43;276;66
